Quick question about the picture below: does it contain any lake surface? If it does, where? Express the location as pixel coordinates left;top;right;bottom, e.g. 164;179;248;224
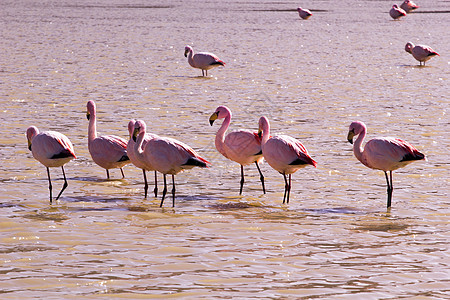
0;0;449;298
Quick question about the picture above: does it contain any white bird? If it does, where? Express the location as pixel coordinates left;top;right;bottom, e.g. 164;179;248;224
405;42;440;66
184;45;225;76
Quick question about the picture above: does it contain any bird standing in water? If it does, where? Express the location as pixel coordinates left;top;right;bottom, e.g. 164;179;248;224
184;45;225;77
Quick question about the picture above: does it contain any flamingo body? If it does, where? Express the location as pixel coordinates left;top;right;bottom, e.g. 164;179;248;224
209;105;265;194
86;100;130;179
400;0;418;13
184;45;225;76
389;4;407;19
26;126;76;202
258;116;317;204
405;42;440;66
347;121;426;208
297;7;312;20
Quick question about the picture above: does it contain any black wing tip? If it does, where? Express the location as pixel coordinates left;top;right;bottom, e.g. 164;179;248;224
118;154;130;162
400;151;425;162
183;157;208;168
51;149;75;159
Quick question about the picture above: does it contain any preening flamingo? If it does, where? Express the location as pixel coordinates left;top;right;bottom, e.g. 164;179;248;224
133;120;211;207
405;42;440;66
127;120;159;198
26;126;76;203
389;4;407;20
297;7;312;20
184;45;225;77
209;106;265;195
347;121;426;208
86;100;130;179
258;116;317;204
400;0;419;13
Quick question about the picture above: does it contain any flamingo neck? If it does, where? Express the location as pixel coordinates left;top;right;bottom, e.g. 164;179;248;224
88;113;97;142
214;114;231;156
134;130;146;158
261;123;270;147
353;129;366;163
187;50;195;67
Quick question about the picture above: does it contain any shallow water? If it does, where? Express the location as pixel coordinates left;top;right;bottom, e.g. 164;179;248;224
0;0;449;298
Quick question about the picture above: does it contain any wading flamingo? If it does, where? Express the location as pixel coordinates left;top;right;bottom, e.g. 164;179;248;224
400;0;419;13
26;126;76;203
86;100;130;179
127;120;160;198
184;45;225;77
209;106;265;195
258;116;317;204
389;4;407;20
297;7;312;20
405;42;440;66
133;120;210;207
347;121;426;208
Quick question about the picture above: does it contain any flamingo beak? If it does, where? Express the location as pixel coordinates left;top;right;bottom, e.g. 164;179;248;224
347;130;355;144
86;112;90;120
184;49;189;57
258;128;262;138
132;127;140;142
209;112;218;126
27;140;32;151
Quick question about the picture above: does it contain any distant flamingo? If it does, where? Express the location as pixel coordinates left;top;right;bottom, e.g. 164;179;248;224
400;0;419;13
258;116;317;204
347;121;426;208
127;120;159;198
86;100;130;179
133;120;211;207
297;7;312;20
209;106;265;195
184;45;225;77
405;42;440;66
389;4;407;20
26;126;76;203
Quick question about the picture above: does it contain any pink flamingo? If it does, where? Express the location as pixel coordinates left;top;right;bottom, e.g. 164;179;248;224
297;7;312;20
26;126;76;203
258;116;317;204
400;0;419;13
86;100;130;179
133;120;211;207
405;42;440;66
389;4;407;20
209;106;265;195
347;121;426;208
184;45;225;77
127;120;159;198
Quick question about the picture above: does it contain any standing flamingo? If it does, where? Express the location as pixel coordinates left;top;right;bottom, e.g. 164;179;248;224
405;42;440;66
184;45;225;77
209;106;265;195
258;116;317;204
127;119;159;198
347;121;426;208
133;120;211;207
400;0;419;13
389;4;407;20
297;7;312;20
26;126;76;203
86;100;130;179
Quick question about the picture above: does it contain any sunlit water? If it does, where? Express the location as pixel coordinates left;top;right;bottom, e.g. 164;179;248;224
0;0;449;298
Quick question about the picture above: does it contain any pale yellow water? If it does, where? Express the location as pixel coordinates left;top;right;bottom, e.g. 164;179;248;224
0;0;449;298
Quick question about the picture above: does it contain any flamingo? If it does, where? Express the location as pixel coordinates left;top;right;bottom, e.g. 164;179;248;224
258;116;317;204
209;105;265;195
405;42;440;66
297;7;312;20
184;45;225;77
389;4;407;20
347;121;426;208
133;120;211;207
26;126;76;203
400;0;419;13
86;100;130;179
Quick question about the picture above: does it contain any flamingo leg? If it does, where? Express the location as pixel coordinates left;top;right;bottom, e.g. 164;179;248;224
239;165;245;195
171;174;176;207
287;174;292;204
142;169;148;198
46;167;53;203
55;166;68;201
106;169;110;180
153;171;158;197
282;173;289;204
385;171;393;208
160;174;167;207
201;70;205;76
255;161;266;194
120;167;125;179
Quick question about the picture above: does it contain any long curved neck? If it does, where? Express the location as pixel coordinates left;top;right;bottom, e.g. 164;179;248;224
261;122;270;147
353;129;366;163
88;113;97;142
134;131;146;158
214;114;231;156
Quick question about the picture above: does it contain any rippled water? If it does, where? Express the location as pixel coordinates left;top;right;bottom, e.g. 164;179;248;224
1;0;449;298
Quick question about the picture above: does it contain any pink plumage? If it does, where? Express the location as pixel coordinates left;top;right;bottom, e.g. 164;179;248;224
389;4;407;20
209;105;265;195
86;100;130;179
347;121;426;208
184;45;225;77
400;0;419;13
405;42;440;66
26;126;76;202
297;7;312;20
258;116;317;204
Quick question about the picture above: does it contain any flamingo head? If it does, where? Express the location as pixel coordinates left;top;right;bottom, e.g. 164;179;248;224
26;126;39;151
86;100;96;120
209;105;231;126
347;121;366;144
405;42;414;54
128;119;136;138
184;45;193;57
258;116;270;138
132;120;146;142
